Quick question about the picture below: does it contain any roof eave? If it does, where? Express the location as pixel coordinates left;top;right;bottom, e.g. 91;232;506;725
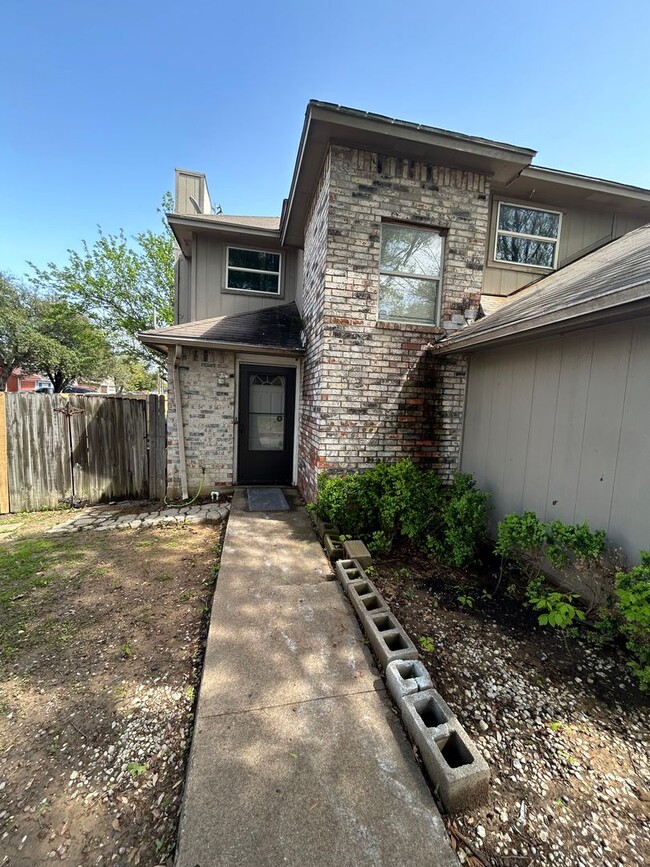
138;332;304;357
281;101;537;247
167;213;281;256
435;283;650;354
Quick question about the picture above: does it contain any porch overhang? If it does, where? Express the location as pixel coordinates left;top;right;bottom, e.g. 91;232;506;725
138;301;304;357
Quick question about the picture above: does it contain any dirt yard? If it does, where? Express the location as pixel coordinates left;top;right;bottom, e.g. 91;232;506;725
371;550;650;867
0;507;225;867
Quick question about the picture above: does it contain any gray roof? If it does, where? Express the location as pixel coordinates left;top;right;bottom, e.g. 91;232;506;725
438;224;650;353
139;302;303;353
208;214;280;231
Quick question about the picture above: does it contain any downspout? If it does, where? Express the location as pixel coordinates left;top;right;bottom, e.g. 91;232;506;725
173;345;189;500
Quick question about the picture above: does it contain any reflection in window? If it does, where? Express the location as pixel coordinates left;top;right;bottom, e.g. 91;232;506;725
248;374;285;451
227;248;281;294
495;203;561;268
378;223;443;324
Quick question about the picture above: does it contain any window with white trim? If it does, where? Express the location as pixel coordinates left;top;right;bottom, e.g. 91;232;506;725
226;247;281;294
378;223;443;325
495;202;561;269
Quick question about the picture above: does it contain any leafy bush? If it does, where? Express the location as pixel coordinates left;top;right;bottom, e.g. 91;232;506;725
495;511;607;587
316;459;443;551
316;461;488;566
428;474;490;568
614;553;650;690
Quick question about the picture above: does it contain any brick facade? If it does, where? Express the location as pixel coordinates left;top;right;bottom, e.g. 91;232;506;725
298;145;490;500
166;347;235;497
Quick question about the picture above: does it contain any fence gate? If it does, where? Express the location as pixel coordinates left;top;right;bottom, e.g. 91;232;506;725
0;393;166;513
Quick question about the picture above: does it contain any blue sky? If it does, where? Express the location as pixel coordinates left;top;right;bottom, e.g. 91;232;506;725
2;0;649;278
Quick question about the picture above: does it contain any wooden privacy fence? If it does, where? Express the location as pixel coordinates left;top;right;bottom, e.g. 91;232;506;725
0;392;166;513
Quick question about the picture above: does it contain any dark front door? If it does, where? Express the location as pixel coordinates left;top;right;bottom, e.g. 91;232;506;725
237;364;296;484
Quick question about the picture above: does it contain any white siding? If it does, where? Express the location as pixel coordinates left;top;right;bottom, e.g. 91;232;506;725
461;319;650;562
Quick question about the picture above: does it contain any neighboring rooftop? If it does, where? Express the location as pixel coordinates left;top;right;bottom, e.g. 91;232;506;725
437;224;650;352
139;302;303;354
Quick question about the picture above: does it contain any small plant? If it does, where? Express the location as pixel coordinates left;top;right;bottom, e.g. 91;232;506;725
119;642;132;659
613;553;650;690
457;593;474;609
402;586;417;601
419;635;435;652
127;761;148;778
526;580;586;629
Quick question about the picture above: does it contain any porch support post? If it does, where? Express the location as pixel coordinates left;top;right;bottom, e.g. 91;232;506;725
173;345;189;500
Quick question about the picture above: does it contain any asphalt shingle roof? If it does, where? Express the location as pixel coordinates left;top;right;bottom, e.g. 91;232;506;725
439;225;650;351
139;302;303;352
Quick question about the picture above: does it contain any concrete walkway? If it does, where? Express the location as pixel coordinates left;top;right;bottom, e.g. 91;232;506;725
175;489;457;867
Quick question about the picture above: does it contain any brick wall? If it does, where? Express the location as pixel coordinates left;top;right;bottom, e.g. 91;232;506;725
297;152;330;494
166;347;235;497
298;145;490;500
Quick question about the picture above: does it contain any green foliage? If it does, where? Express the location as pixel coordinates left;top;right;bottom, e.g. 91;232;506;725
546;520;607;569
496;511;607;583
526;577;586;629
456;593;474;609
316;461;488;567
495;511;546;580
29;195;175;370
316;459;443;552
0;272;42;389
419;635;435;652
614;553;650;690
28;298;114;391
429;474;490;568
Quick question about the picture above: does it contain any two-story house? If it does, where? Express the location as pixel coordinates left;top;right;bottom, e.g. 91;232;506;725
139;101;650;501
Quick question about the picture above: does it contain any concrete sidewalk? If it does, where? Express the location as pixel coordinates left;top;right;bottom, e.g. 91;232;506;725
175;489;457;867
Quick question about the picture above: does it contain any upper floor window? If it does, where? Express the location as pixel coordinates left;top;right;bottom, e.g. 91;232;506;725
378;223;443;325
226;247;281;294
495;203;561;269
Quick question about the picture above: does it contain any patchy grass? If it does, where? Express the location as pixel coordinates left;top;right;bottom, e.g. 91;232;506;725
0;511;226;866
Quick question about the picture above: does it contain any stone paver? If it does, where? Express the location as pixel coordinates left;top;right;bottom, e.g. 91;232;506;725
44;501;230;535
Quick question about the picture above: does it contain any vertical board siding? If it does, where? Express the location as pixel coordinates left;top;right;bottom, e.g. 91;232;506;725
3;394;166;513
461;320;650;562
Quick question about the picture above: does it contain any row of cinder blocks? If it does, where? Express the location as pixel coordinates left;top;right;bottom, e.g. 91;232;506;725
334;557;490;814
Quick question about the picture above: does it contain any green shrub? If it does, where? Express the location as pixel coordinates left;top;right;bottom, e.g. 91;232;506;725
495;512;607;586
614;553;650;690
316;459;443;551
428;474;490;568
316;461;488;566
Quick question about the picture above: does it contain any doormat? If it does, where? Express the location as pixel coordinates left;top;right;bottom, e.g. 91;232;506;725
247;488;290;511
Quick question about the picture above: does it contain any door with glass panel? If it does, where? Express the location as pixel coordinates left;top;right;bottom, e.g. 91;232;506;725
237;365;296;484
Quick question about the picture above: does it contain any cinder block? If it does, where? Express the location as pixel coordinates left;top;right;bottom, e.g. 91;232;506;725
315;515;340;542
401;690;490;813
363;610;418;668
343;539;372;568
323;533;344;561
385;659;433;710
334;558;367;590
346;576;390;620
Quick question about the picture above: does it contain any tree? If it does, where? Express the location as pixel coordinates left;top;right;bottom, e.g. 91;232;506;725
28;298;114;392
109;356;159;393
29;194;175;371
0;272;40;391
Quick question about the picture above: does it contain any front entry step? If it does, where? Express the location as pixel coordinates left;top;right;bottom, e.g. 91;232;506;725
247;487;290;511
